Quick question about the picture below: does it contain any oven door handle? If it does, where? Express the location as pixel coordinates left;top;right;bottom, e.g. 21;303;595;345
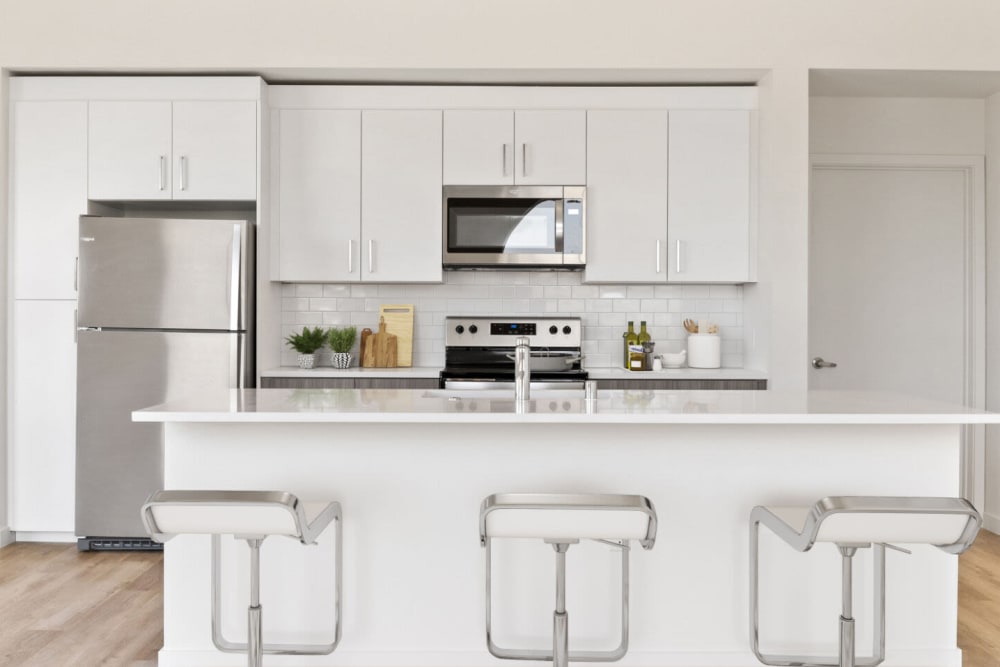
443;379;500;390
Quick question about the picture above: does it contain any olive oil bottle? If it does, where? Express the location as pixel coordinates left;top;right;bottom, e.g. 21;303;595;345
623;321;637;368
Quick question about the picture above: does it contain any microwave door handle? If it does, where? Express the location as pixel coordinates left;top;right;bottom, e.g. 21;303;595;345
554;199;565;252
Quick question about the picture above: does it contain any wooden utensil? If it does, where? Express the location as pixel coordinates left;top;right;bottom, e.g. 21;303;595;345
359;327;373;367
378;305;414;367
683;318;699;334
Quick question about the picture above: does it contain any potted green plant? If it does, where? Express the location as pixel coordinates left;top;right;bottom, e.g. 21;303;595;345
285;326;327;369
327;326;357;369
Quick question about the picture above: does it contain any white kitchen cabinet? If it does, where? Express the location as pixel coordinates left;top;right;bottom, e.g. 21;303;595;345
10;300;78;532
172;101;257;200
442;109;585;185
277;109;362;281
12;100;88;299
585;110;669;283
585;108;753;284
667;109;752;282
89;100;256;201
361;110;443;283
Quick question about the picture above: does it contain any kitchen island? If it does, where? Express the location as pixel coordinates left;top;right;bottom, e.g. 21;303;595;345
135;389;1000;667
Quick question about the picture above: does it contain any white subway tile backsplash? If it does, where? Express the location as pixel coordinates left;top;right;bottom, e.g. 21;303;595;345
279;273;743;367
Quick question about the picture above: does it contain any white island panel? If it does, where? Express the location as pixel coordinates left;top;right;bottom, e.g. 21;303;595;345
142;389;990;667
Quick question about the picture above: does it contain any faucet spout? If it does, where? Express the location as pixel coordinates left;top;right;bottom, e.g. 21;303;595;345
514;336;531;402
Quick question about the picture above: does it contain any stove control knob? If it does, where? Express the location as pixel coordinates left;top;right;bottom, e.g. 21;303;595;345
469;325;478;334
563;325;572;335
455;325;465;334
549;325;558;335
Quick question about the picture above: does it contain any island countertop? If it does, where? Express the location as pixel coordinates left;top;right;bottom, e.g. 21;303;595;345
133;388;1000;425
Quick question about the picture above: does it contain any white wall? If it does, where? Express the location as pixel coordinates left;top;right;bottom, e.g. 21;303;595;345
810;97;986;155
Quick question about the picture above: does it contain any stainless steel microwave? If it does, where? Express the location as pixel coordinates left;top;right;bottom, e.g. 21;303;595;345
442;185;585;268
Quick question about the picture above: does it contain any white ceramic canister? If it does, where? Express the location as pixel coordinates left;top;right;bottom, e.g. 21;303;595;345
687;334;721;368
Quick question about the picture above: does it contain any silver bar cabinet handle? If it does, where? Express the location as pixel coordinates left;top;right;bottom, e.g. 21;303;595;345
675;240;682;273
179;156;187;191
158;155;165;191
348;240;354;274
656;241;661;273
502;144;508;177
368;239;374;273
812;357;839;369
521;143;527;177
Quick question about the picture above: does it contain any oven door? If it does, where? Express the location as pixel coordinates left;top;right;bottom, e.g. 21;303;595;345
443;186;569;267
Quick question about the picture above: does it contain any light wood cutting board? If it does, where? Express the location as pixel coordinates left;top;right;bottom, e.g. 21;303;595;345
363;317;398;368
378;304;414;367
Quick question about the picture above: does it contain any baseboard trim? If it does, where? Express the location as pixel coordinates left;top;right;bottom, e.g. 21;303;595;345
13;531;76;544
983;511;1000;535
154;648;962;667
0;527;13;548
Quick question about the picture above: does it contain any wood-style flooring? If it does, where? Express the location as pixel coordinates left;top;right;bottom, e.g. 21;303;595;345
0;533;999;666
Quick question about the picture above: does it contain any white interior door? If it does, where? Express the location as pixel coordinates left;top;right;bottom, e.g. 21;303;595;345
809;155;984;502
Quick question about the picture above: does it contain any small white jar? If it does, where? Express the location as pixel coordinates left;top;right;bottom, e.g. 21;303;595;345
687;334;721;369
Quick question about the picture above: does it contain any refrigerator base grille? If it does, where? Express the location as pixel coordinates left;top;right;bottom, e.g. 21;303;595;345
77;537;163;552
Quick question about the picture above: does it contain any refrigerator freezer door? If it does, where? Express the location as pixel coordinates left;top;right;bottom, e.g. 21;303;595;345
77;217;248;331
76;329;245;538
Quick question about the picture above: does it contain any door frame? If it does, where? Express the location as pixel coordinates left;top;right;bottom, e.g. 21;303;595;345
810;153;986;510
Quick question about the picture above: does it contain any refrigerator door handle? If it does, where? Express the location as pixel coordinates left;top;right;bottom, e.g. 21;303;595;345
229;224;241;332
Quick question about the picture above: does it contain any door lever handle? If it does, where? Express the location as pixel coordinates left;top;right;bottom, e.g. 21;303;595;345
811;357;838;369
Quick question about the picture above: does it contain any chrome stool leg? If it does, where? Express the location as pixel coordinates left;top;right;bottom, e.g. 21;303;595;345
838;546;857;667
247;538;263;667
551;542;571;667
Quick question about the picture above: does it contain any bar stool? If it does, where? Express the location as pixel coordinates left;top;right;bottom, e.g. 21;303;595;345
750;496;981;667
141;490;342;667
480;493;657;667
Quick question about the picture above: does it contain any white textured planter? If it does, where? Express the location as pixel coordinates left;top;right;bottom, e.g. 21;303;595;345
297;353;317;370
330;352;352;369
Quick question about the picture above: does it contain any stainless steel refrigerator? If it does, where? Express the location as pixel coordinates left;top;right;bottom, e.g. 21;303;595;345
76;216;253;549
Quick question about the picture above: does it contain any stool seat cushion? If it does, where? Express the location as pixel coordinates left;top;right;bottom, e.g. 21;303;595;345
481;493;657;545
141;490;340;543
767;504;973;546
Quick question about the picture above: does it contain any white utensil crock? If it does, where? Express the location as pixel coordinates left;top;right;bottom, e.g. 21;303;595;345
687;334;721;368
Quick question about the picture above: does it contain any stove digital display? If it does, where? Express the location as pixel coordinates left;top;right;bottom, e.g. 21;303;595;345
490;322;537;335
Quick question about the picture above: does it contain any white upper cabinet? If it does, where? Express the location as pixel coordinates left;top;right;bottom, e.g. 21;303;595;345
585;108;754;284
667;109;752;282
172;101;257;200
12;100;88;299
514;110;587;185
442;109;585;185
585;110;669;283
443;110;514;184
277;109;362;282
362;110;443;283
89;100;256;201
89;101;172;200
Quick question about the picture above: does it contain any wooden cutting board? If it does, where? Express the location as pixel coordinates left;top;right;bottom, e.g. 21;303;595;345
363;317;398;368
378;304;414;367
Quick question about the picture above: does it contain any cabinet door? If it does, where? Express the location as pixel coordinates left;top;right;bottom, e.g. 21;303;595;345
89;101;172;200
12;101;88;299
11;300;77;531
514;110;587;185
584;110;669;283
173;101;257;200
361;110;443;283
442;110;514;185
667;110;751;282
278;110;362;281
